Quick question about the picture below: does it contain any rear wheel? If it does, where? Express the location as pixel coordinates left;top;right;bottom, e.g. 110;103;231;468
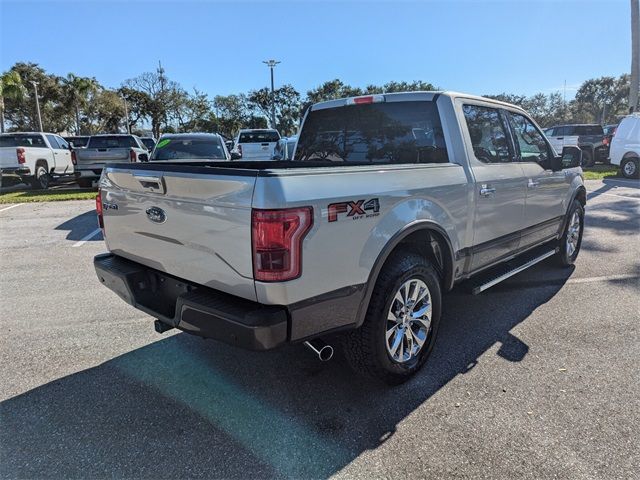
621;157;639;179
343;251;442;385
556;200;584;267
30;163;50;190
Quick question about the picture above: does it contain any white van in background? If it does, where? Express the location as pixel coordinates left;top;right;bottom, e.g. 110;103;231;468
609;114;640;179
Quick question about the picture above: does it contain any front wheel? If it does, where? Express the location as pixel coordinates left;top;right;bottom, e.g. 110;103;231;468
343;252;442;385
556;200;584;267
621;157;639;179
581;149;594;168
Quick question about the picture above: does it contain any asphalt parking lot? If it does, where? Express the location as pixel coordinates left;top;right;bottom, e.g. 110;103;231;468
1;178;638;479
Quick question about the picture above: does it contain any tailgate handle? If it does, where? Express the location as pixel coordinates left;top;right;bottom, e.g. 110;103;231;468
133;174;165;194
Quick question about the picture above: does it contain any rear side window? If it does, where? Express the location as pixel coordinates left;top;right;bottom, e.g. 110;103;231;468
238;131;280;143
295;101;449;164
0;134;47;148
88;136;138;148
462;104;512;163
574;125;604;135
151;137;226;161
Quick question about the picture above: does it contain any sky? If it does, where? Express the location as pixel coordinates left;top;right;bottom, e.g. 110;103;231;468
0;0;633;100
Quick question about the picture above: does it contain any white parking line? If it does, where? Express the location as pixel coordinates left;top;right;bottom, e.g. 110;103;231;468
0;203;24;213
567;274;639;285
71;228;101;247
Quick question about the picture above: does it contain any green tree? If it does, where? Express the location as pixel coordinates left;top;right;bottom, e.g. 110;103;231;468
248;84;301;135
62;73;99;135
0;70;26;133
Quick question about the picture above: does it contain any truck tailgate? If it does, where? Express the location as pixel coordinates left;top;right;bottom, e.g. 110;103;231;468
0;148;18;169
77;148;130;166
101;165;258;301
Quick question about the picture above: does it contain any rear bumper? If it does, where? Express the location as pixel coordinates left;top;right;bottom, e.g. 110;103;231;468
94;253;288;350
75;169;103;178
1;166;31;176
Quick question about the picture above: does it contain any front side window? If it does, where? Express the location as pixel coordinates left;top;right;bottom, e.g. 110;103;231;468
462;104;512;163
509;112;551;163
295;101;449;164
45;134;60;149
56;136;69;149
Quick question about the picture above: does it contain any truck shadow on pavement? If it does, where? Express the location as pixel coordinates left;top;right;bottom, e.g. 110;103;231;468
55;210;103;241
1;265;574;479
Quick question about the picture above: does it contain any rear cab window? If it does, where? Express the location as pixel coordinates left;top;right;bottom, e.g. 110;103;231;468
88;136;138;149
574;125;604;136
295;100;449;164
238;131;280;143
0;134;47;148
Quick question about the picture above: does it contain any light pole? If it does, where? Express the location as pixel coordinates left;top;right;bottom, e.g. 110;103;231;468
262;59;280;129
123;96;130;134
30;80;43;132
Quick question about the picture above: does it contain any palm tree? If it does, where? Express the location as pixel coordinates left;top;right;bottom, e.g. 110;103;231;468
63;74;98;135
0;71;26;133
631;0;639;112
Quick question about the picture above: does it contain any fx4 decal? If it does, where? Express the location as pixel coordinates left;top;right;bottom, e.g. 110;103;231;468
328;198;380;222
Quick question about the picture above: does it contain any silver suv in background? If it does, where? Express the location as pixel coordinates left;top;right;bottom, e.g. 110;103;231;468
150;133;231;162
232;129;280;160
95;91;585;384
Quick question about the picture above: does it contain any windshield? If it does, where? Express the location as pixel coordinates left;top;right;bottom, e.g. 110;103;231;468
141;138;155;150
0;134;47;148
151;137;226;161
295;101;449;164
88;136;138;148
238;131;280;143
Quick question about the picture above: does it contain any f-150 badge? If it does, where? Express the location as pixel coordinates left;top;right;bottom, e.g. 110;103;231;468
328;198;380;222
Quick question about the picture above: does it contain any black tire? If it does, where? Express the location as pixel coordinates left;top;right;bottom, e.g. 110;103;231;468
621;157;640;179
30;163;50;190
556;200;584;267
581;149;594;168
77;178;94;188
343;251;442;385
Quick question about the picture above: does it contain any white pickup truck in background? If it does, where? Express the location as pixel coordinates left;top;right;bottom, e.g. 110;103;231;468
232;129;281;160
0;132;74;189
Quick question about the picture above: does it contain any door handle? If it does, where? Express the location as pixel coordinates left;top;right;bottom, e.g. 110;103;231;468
557;137;564;140
527;179;540;188
479;185;496;197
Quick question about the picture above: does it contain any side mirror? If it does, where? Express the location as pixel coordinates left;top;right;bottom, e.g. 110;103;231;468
230;151;242;160
560;146;582;169
139;153;149;162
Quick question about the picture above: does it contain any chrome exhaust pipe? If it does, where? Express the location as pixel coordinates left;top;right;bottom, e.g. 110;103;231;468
303;340;334;362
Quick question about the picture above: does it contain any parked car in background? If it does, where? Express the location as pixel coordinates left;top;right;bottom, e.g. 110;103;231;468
609;114;640;178
74;134;148;188
232;129;280;160
0;132;74;189
272;135;298;160
150;133;230;162
95;91;585;384
64;135;91;149
140;137;156;152
543;124;607;167
602;124;618;153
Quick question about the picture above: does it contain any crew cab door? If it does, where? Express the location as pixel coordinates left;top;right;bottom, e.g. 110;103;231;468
460;102;527;271
54;135;73;173
45;134;71;174
507;111;566;249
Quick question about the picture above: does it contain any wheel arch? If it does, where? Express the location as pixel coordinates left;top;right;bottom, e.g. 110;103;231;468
354;221;455;329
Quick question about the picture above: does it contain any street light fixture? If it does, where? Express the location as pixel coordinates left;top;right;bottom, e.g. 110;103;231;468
262;59;280;129
30;80;43;132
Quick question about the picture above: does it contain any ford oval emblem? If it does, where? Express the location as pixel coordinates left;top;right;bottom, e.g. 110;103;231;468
145;206;166;224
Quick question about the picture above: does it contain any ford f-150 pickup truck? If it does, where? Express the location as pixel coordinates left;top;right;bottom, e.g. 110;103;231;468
74;134;148;187
94;91;586;384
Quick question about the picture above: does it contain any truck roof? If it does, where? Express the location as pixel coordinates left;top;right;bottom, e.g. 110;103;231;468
310;91;529;113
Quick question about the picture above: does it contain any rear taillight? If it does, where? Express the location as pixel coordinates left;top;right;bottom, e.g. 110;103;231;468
130;149;136;162
96;190;104;230
16;148;26;164
71;150;77;165
251;207;313;282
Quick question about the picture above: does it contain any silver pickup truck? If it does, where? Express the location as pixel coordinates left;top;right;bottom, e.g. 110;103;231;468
74;134;148;187
94;92;586;384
